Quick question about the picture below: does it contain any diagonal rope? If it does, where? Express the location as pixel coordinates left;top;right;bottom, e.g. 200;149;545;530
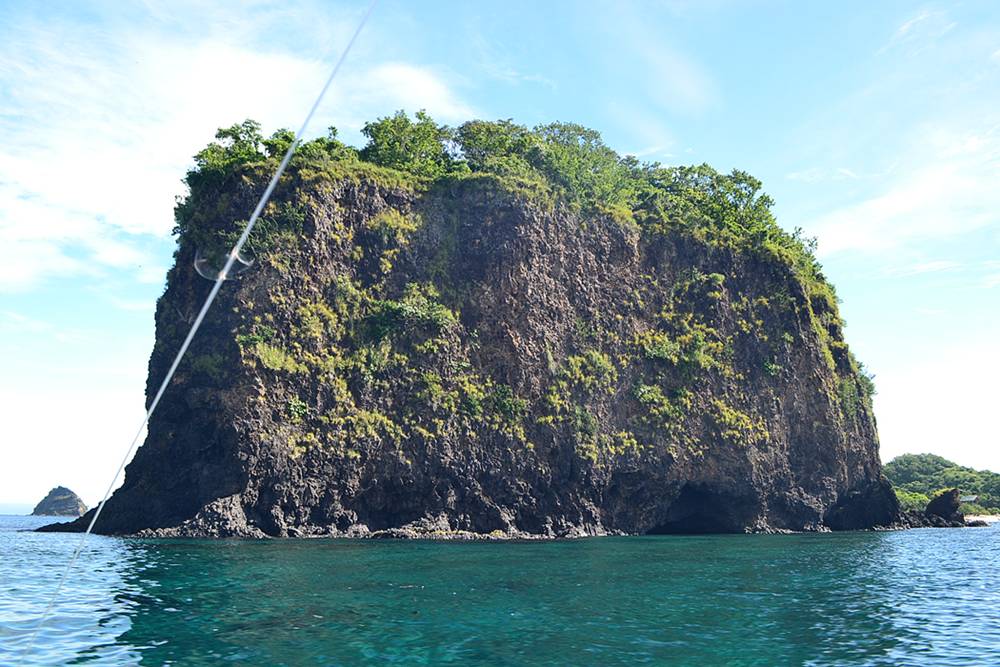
20;1;377;658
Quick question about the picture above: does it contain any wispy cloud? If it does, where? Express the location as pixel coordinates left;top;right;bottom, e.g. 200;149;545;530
1;310;51;333
786;167;860;183
0;4;476;292
607;104;676;160
878;9;957;55
883;260;962;278
603;4;717;115
107;296;157;312
806;126;1000;257
633;40;716;114
0;310;88;343
471;34;557;90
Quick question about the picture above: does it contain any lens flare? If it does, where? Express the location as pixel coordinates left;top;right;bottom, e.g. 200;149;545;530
193;247;254;281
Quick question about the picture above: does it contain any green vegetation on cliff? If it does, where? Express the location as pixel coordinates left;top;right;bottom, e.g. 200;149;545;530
885;453;1000;514
176;111;840;285
171;111;876;464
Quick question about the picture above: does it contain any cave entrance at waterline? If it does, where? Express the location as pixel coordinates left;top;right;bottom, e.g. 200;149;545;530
647;484;755;534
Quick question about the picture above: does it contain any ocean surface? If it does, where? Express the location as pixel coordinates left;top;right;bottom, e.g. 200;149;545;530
1;515;997;666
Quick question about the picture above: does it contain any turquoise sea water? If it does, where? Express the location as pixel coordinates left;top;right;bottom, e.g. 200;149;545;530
1;515;998;666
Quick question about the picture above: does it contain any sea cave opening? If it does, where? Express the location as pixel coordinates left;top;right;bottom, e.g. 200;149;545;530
647;483;751;534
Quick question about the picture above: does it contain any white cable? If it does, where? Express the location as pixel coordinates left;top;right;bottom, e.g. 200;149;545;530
19;1;377;659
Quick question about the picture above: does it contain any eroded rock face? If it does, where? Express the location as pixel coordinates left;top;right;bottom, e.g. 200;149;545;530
32;487;87;517
45;174;899;537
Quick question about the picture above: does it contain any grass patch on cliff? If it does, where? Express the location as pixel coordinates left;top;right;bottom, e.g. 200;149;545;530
188;353;227;382
364;282;457;346
709;399;768;446
253;343;307;374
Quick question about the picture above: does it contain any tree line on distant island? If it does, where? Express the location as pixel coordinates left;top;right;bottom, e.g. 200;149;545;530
885;453;1000;515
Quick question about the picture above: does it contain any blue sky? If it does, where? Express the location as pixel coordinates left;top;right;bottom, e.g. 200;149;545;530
1;0;998;509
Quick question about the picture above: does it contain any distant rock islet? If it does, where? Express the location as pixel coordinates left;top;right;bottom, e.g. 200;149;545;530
31;486;87;517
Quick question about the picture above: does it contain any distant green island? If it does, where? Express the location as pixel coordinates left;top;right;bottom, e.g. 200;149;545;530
886;454;1000;515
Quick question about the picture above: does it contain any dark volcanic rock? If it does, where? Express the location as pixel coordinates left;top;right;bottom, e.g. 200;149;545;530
925;488;964;526
44;170;899;538
32;486;87;517
899;488;967;528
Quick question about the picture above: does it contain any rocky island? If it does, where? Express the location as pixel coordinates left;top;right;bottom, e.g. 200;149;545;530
44;113;899;538
32;486;87;517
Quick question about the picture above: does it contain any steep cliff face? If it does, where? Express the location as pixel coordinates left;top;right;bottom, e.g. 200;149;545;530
48;118;898;537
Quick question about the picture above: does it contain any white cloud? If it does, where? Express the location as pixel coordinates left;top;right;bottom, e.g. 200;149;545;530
333;63;478;125
0;379;147;506
1;310;51;333
637;42;715;113
107;296;157;312
806;127;1000;257
0;8;475;292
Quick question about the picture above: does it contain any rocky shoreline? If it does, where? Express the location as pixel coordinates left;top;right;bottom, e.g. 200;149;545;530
42;487;990;540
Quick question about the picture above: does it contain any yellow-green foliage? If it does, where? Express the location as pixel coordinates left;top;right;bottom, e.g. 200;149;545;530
189;353;226;381
418;371;460;414
253;343;308;374
415;371;529;442
565;350;617;393
634;384;691;430
538;349;621;460
365;208;420;243
542;349;617;419
288;431;320;459
635;329;682;363
363;208;421;273
630;271;733;379
286;396;309;423
295;300;339;343
325;409;405;448
710;399;768;446
366;282;458;347
647;310;728;375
